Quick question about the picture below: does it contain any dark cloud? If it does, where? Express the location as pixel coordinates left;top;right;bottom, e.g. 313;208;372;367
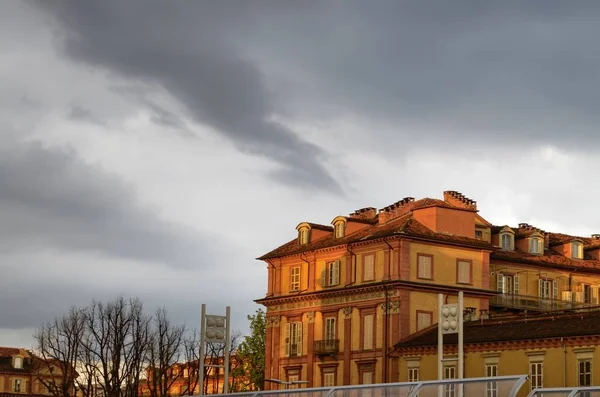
32;1;342;193
0;134;223;268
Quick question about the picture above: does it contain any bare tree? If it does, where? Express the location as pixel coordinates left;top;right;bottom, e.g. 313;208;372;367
179;330;200;396
80;297;150;397
202;332;242;394
34;307;86;397
146;308;185;397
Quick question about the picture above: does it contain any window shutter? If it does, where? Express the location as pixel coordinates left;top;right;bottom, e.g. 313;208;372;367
296;322;303;355
334;260;340;285
363;314;374;350
285;323;291;356
514;275;520;295
538;279;543;298
594;286;600;304
496;274;504;292
321;267;326;288
553;280;559;299
364;255;375;281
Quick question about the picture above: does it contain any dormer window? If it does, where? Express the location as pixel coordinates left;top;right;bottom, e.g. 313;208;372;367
334;222;345;239
529;237;543;254
571;241;583;259
13;356;23;369
501;233;513;250
298;229;309;245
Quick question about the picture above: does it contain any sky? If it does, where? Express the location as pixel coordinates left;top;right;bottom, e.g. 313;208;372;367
2;1;600;348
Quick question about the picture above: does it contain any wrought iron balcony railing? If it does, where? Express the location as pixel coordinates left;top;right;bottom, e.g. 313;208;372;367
313;339;339;355
491;293;600;312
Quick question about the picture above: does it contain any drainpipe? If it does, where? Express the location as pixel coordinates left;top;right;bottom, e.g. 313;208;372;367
383;287;390;383
346;245;356;287
561;337;567;387
383;239;393;280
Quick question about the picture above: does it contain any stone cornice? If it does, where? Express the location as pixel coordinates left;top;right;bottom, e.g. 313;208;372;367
394;335;600;356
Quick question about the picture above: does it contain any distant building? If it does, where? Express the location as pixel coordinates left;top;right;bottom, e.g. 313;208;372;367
257;190;600;388
138;354;252;396
0;347;75;396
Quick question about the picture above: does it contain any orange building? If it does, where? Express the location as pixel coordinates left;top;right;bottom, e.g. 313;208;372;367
257;190;600;389
0;347;75;397
138;355;252;396
257;191;498;389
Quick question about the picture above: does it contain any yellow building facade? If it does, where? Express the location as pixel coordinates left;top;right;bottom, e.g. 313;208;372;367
394;311;600;396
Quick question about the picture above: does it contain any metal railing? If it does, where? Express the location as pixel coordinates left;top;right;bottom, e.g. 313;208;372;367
212;375;528;397
313;339;339;355
491;294;600;312
527;386;600;397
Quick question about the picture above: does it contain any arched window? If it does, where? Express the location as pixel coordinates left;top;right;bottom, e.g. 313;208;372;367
571;241;583;259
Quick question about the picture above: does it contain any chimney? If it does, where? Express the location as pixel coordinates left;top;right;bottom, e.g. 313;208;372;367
592;234;600;240
378;197;415;224
443;190;477;211
349;207;377;220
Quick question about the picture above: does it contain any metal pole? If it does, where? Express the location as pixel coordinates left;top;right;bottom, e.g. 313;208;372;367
458;291;464;379
438;294;443;397
224;306;231;394
458;291;464;397
199;304;206;396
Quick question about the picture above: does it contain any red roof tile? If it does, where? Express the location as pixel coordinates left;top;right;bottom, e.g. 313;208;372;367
259;213;492;260
395;310;600;350
0;348;20;358
491;248;600;273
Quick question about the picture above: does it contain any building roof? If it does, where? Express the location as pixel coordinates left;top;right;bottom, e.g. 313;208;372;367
258;210;492;260
0;348;21;358
491;248;600;273
394;310;600;351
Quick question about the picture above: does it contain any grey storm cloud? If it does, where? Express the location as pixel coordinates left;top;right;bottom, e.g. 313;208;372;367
0;135;223;268
32;0;600;159
32;1;342;193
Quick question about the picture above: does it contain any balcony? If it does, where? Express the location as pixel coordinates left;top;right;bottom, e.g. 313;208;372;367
491;293;600;313
313;339;339;358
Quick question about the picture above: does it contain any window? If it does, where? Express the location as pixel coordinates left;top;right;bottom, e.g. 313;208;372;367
501;233;513;250
417;311;432;331
298;229;309;245
417;254;433;279
578;360;592;386
456;260;472;284
486;364;498;397
475;230;483;239
572;242;583;259
539;279;558;299
361;372;373;385
13;379;22;393
334;222;345;239
444;366;456;397
325;317;336;340
530;361;543;390
288;374;300;389
285;322;303;357
363;254;375;282
408;367;419;382
583;284;592;304
323;372;335;387
324;261;340;287
529;237;542;254
13;356;23;369
290;267;300;291
497;274;520;295
362;314;374;350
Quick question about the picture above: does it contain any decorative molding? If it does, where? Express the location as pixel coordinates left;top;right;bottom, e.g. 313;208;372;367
343;307;353;319
266;315;281;328
381;300;400;314
267;289;398;313
306;311;316;323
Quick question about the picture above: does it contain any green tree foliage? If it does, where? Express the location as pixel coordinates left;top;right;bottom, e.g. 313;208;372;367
236;308;266;391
